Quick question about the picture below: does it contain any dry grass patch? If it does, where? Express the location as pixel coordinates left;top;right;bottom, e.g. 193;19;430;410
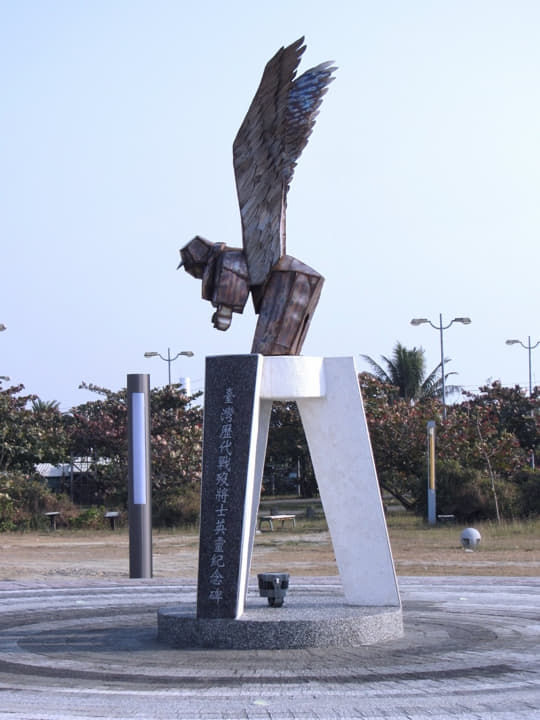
0;515;538;580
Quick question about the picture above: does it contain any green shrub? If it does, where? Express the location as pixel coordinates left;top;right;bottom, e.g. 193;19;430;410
512;468;540;517
0;472;82;530
70;506;106;529
152;486;200;527
0;473;51;530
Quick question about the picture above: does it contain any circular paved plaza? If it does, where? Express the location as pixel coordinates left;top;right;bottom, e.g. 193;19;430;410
0;576;538;719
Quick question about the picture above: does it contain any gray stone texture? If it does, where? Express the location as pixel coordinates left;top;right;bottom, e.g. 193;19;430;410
197;354;262;618
0;577;538;719
158;596;403;649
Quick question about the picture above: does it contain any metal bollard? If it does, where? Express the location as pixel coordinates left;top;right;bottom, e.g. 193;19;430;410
257;572;289;607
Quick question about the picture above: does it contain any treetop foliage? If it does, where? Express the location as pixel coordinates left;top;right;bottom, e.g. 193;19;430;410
1;347;539;528
361;342;460;403
1;381;203;527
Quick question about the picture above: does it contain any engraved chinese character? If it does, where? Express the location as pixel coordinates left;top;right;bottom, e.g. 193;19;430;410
216;487;229;504
210;553;225;568
224;387;235;404
220;406;234;423
214;536;225;553
219;438;233;456
209;588;223;602
215;471;229;488
217;454;231;472
209;568;224;585
220;423;233;439
214;518;226;535
215;503;228;518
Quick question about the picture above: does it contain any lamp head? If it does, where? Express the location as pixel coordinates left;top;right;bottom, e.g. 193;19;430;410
144;352;158;358
410;318;428;326
454;317;471;325
506;339;519;346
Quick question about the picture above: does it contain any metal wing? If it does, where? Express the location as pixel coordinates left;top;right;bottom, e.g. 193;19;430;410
282;60;336;193
233;38;336;288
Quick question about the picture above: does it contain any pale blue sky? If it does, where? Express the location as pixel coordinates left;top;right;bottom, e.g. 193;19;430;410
1;0;539;410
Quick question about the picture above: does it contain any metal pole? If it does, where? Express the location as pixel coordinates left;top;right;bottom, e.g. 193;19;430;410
167;348;172;386
506;336;540;469
127;373;152;578
427;421;436;525
412;315;470;420
439;314;447;421
527;336;532;396
527;337;535;469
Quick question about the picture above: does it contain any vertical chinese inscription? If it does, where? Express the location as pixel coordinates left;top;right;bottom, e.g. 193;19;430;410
197;355;262;619
207;387;235;605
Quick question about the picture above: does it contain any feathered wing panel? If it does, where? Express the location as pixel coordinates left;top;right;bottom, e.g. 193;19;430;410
233;38;305;287
233;38;336;288
283;61;337;190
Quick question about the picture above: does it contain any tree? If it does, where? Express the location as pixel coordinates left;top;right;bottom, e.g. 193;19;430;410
361;342;460;404
359;372;536;519
30;397;70;466
463;382;539;461
145;384;203;525
0;384;41;472
359;373;436;509
263;402;316;497
31;399;60;412
0;387;72;531
67;382;203;522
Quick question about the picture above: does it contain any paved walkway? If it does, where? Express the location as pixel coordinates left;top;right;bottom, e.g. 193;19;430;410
0;576;538;719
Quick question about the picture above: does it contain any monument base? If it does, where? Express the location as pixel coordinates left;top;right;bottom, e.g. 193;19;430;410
157;596;403;650
196;356;401;620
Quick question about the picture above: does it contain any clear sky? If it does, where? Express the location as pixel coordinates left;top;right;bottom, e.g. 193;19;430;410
1;0;539;411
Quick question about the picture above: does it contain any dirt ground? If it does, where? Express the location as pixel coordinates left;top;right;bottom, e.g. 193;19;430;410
0;524;538;581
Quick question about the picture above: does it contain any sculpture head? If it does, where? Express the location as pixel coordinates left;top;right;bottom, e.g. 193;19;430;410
177;236;214;279
178;237;250;332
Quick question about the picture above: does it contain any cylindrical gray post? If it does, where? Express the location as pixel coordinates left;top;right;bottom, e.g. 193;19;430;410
427;420;436;526
127;373;152;578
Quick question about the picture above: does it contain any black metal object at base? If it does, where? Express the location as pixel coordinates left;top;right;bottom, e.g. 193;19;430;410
258;572;289;607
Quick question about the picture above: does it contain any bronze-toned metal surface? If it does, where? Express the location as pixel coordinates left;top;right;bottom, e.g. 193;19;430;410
179;38;336;354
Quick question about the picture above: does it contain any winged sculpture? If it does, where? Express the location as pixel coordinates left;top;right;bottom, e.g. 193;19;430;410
178;38;336;355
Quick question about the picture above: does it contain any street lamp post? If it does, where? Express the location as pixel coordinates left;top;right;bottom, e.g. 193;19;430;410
506;336;539;469
505;336;540;397
144;348;194;386
410;314;471;420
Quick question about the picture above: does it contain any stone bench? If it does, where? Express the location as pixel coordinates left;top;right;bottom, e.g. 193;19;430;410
105;511;120;530
44;511;60;530
258;514;296;531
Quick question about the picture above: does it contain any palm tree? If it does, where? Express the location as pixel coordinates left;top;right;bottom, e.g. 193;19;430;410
361;342;460;404
31;398;60;412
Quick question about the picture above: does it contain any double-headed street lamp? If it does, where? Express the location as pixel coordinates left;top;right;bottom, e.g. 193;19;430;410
144;348;194;386
505;336;540;397
506;336;539;470
411;314;471;420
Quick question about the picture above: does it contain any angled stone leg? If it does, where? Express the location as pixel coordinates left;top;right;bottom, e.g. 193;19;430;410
297;357;400;606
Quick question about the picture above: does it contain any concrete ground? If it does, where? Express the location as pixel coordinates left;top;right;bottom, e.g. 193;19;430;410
0;575;538;719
